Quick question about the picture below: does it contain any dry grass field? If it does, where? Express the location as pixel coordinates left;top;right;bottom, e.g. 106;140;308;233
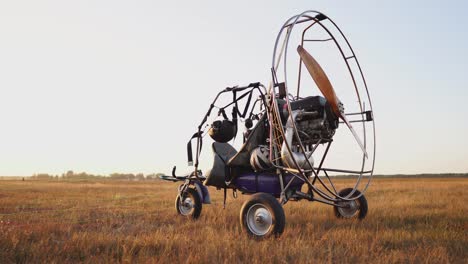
0;177;466;263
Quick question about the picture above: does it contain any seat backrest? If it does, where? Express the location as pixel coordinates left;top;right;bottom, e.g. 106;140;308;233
204;142;238;188
212;142;238;163
227;115;267;167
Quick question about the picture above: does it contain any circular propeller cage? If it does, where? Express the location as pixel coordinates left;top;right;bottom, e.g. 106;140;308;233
267;11;376;201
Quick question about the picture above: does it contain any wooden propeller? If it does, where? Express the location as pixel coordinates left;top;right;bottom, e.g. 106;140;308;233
297;45;368;158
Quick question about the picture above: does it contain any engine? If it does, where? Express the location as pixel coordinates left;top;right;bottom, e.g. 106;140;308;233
278;96;339;148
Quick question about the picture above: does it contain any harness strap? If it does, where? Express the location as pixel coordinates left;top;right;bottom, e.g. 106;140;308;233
218;108;229;120
223;187;227;209
187;131;203;166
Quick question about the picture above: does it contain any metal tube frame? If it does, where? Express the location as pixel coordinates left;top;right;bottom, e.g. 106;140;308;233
189;84;268;186
269;11;376;204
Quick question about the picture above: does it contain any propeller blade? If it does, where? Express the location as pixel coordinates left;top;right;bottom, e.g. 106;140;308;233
297;45;341;116
340;113;368;159
297;45;368;158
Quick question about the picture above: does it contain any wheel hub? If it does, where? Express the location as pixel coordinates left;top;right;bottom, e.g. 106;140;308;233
179;196;194;216
246;204;273;236
337;199;359;218
255;212;267;224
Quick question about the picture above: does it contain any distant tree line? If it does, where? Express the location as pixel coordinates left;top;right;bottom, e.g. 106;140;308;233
29;170;165;181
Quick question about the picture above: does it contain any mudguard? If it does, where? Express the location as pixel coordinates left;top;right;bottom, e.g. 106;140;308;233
193;181;211;204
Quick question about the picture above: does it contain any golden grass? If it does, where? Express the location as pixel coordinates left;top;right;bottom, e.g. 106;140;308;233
0;178;467;263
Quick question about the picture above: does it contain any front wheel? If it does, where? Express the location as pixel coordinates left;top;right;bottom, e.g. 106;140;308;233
240;193;285;239
334;188;368;219
175;187;202;219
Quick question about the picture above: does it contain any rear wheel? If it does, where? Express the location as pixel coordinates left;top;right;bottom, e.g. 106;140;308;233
334;188;368;219
240;193;285;239
175;187;202;219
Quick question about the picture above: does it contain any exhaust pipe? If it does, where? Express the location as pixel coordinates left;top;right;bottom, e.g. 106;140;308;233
281;111;314;169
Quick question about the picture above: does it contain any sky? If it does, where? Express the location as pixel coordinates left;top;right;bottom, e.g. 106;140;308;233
0;0;467;176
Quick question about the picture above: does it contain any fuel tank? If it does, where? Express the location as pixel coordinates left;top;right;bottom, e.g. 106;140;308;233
233;172;304;197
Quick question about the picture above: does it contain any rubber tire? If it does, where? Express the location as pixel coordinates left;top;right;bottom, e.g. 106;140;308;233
240;193;285;239
175;187;202;219
334;188;368;220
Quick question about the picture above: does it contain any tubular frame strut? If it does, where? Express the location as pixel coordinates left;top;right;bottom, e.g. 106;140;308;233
268;11;376;204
